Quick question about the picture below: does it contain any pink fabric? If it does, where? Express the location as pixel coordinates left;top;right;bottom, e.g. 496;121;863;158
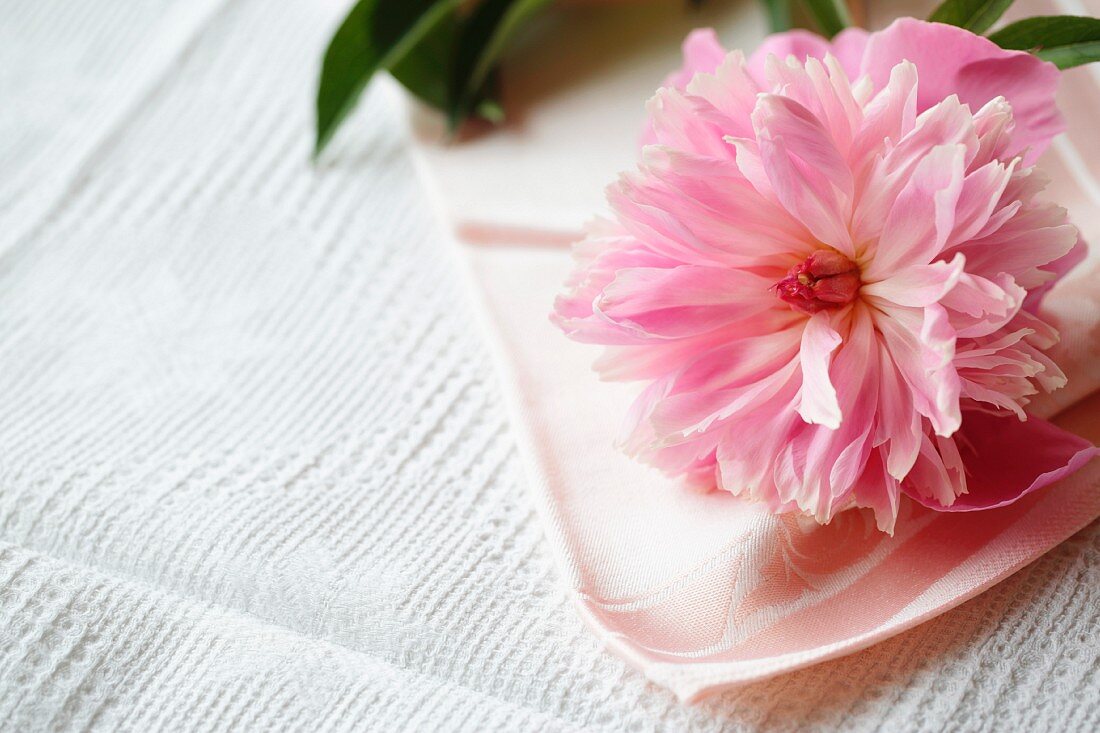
407;0;1100;702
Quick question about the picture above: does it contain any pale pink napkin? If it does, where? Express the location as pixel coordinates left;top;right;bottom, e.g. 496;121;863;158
405;0;1100;701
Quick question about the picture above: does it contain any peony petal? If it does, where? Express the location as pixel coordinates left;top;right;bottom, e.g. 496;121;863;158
747;31;832;87
797;312;843;428
654;358;800;438
596;266;777;339
637;147;813;261
970;97;1015;170
861;253;965;308
607;178;739;267
873;303;961;436
716;394;803;504
746;26;868;91
875;345;921;480
829;27;870;80
667;324;804;396
903;410;1099;511
859;17;1063;160
959;215;1079;284
940;271;1025;338
646;88;737;160
1024;232;1089;312
759;55;862;155
753;95;855;256
850;61;917;178
673;28;726;87
685;50;759;139
640;28;728;146
753;95;853;197
852;98;976;248
885;96;979;176
949;159;1016;246
592;310;803;380
783;307;880;519
725;137;775;205
904;431;962;507
864;144;966;280
852;451;901;534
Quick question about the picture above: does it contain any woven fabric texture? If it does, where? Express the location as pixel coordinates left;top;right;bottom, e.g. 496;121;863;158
0;0;1097;730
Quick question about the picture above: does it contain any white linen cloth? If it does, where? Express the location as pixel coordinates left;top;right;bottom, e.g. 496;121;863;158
0;0;1097;730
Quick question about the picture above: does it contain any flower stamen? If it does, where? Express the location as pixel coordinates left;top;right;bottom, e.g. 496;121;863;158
775;250;861;315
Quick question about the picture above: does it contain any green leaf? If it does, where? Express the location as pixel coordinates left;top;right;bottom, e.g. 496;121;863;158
928;0;1015;34
446;0;554;130
314;0;460;156
759;0;794;33
798;0;850;39
389;8;458;110
988;15;1100;69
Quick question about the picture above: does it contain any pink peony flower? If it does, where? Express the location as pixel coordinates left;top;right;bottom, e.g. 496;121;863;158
554;19;1098;533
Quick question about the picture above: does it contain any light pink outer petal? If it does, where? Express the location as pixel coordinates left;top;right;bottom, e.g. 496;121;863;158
1024;233;1090;312
829;27;869;80
859;18;1063;161
641;28;727;146
746;28;867;88
747;30;830;86
903;410;1099;512
666;28;727;90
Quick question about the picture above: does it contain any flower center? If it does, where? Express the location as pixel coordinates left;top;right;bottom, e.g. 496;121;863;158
774;250;861;315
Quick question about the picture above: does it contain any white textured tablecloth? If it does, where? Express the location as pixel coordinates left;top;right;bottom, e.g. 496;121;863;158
1;1;1097;730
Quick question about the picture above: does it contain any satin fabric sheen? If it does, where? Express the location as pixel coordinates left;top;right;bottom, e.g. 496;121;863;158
408;0;1100;701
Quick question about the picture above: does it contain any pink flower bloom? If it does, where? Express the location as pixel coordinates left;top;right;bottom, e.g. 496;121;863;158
554;19;1097;533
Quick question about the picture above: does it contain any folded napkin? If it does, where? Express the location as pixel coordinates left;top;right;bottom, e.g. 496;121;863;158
405;0;1100;701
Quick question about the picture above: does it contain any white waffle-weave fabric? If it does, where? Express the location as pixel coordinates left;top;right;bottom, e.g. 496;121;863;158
0;0;1097;730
